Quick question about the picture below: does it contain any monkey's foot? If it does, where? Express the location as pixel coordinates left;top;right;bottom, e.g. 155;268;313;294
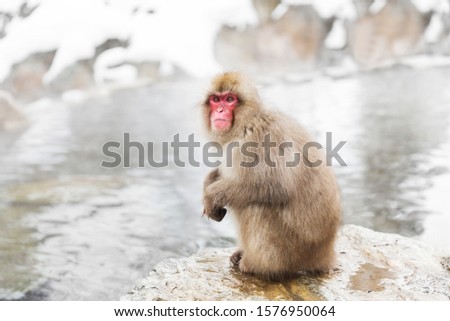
230;250;243;266
304;268;332;277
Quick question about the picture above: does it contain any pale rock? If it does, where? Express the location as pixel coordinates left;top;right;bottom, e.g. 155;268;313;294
123;225;450;301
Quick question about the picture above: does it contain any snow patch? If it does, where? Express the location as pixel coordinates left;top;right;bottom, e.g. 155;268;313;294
412;0;450;13
0;0;257;83
0;0;27;13
325;19;347;49
284;0;356;19
401;54;450;68
425;14;446;43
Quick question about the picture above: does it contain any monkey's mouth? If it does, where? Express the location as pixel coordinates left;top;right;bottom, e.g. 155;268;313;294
212;118;232;130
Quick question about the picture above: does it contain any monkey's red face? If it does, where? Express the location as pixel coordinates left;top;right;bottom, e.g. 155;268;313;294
209;92;239;132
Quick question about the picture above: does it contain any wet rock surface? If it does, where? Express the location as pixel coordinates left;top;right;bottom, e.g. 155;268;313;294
0;90;26;130
2;51;56;102
123;225;450;301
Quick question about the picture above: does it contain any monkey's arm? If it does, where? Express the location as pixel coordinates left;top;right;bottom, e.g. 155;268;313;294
202;169;227;221
203;176;291;215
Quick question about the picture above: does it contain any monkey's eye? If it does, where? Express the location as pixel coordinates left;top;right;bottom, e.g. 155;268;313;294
211;96;220;103
226;96;235;103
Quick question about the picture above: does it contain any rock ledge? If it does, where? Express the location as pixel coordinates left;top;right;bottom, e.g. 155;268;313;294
123;225;450;300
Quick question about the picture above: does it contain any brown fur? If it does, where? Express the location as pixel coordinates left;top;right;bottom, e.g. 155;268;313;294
201;72;341;281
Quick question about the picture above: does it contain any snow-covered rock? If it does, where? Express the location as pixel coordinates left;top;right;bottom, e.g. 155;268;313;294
349;0;429;68
2;50;56;101
1;0;450;99
0;0;257;85
215;5;331;74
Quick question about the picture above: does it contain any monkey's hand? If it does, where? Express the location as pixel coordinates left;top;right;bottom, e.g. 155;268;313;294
203;207;227;222
202;181;228;222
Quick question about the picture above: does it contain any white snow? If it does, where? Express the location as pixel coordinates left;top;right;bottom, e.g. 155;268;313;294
1;0;449;84
367;0;450;14
94;47;132;84
370;0;387;14
122;0;257;78
325;18;347;49
425;14;446;43
0;0;257;83
94;46;142;85
413;0;450;13
0;0;26;13
284;0;356;18
401;54;450;69
0;0;130;82
369;0;450;15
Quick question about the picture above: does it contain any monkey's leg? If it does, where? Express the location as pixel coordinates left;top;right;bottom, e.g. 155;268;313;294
230;250;243;266
236;208;297;280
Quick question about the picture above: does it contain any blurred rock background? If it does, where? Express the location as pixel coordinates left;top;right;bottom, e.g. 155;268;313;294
0;0;449;108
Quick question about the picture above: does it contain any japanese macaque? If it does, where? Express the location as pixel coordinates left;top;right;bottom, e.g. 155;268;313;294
201;72;341;281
